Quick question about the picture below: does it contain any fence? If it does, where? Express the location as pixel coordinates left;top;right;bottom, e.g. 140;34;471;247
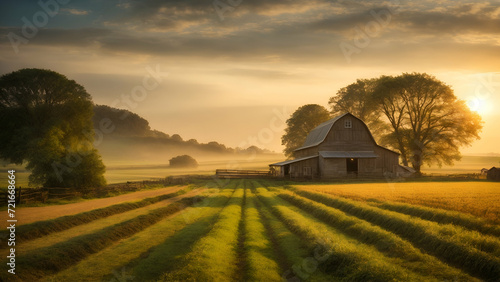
215;169;272;179
1;175;198;206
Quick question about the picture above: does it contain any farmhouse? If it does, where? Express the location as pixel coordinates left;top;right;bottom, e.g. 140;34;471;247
270;113;400;179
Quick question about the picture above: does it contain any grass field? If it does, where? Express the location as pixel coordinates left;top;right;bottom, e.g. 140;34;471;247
0;179;499;281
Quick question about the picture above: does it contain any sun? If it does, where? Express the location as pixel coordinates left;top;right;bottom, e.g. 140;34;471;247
467;97;492;116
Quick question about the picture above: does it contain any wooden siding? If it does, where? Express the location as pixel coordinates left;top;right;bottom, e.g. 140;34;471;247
289;157;319;178
282;113;400;179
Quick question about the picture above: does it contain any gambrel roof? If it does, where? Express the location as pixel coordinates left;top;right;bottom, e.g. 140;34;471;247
294;112;399;155
294;113;348;151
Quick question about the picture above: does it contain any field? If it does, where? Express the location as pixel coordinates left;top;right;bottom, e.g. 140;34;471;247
1;179;499;281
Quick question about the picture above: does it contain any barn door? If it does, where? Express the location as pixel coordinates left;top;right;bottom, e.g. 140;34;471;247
346;158;358;174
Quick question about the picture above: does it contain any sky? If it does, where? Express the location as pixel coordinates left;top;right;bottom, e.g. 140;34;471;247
0;0;499;155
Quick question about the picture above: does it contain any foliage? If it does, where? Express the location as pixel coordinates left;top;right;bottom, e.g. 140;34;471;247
169;154;198;168
281;104;330;158
373;73;483;172
0;68;106;188
328;73;483;173
328;78;389;141
93;104;152;137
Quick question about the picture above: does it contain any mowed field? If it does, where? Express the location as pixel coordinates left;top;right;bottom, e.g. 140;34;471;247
1;180;499;281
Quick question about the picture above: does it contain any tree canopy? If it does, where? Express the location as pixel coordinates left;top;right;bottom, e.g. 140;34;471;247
329;78;388;141
329;72;483;174
281;104;331;158
0;68;106;187
169;155;198;168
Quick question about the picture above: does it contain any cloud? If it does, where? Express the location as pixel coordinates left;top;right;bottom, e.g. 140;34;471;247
61;8;90;16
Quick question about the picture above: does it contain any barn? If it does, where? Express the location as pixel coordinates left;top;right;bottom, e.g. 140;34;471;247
270;113;400;179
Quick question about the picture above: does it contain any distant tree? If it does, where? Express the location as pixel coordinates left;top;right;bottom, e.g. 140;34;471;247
171;134;183;142
169;155;198;168
374;73;482;174
93;105;151;137
281;104;330;158
0;68;106;187
328;78;388;141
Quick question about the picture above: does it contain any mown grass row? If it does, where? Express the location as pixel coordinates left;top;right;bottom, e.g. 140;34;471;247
277;191;477;281
294;189;500;281
255;187;431;281
242;182;282;281
159;184;246;281
48;182;238;281
0;195;205;281
250;181;335;281
0;185;192;245
372;200;500;237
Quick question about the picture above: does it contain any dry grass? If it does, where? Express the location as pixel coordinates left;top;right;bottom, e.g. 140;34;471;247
295;182;500;224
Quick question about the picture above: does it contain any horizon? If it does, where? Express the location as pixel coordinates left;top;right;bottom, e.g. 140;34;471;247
1;0;499;156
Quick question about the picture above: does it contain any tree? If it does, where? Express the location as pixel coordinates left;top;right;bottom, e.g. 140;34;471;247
329;78;388;141
281;104;330;158
329;72;483;174
374;73;482;174
0;68;106;187
169;155;198;168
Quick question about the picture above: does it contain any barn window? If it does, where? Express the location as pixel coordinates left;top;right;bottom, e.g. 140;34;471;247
345;119;352;128
303;167;312;176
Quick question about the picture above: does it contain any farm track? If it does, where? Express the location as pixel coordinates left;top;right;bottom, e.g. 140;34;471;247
1;184;189;228
293;189;500;281
4;179;499;281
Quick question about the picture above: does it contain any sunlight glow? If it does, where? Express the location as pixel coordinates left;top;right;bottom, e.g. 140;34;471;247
467;98;492;116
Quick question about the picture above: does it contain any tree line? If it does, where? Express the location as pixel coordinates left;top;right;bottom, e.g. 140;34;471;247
282;73;483;174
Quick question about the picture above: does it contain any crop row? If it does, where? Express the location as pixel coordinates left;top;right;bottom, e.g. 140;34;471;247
159;181;245;281
0;185;192;245
50;180;240;281
371;200;500;237
293;189;500;281
277;191;477;281
0;195;206;281
254;185;432;281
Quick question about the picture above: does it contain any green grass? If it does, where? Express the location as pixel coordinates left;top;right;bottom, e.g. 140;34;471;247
159;182;245;281
242;182;282;282
277;191;477;281
255;187;431;281
0;186;191;245
294;189;500;281
50;183;236;281
371;200;500;237
5;178;499;281
0;196;204;281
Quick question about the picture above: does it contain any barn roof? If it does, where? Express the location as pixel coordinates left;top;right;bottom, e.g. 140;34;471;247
294;113;349;151
319;151;378;158
269;155;318;166
294;112;399;155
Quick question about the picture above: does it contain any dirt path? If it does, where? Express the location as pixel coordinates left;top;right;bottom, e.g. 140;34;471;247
1;185;189;227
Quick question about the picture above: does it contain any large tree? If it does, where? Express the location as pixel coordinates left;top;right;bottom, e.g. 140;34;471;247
374;73;482;174
328;78;388;142
330;73;483;174
281;104;330;158
0;68;106;188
